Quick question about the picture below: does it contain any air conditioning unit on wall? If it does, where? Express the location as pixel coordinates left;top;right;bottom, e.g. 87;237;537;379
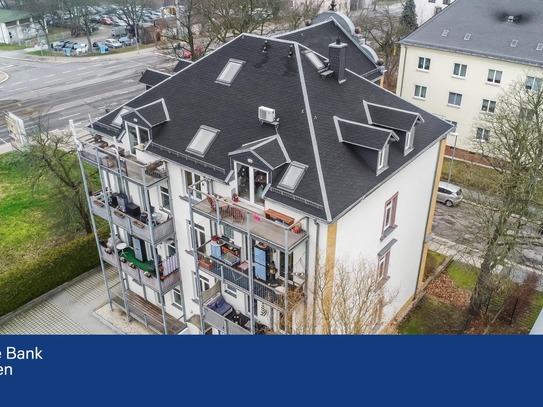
258;106;275;123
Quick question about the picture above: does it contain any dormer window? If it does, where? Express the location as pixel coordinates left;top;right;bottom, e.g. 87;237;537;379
377;144;389;174
126;123;150;154
235;162;268;207
405;130;414;153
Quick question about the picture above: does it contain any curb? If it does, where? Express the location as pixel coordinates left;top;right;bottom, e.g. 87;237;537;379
0;70;8;84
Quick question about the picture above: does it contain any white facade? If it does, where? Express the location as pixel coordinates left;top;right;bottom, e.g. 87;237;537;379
414;0;454;24
397;45;540;152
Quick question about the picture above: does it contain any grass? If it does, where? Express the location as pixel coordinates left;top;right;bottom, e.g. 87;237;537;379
0;43;27;51
398;296;467;334
0;153;85;274
446;261;479;290
423;250;446;281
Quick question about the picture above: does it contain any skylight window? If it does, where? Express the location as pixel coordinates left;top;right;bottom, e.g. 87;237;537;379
537;43;543;51
303;50;326;71
511;39;518;47
216;59;245;85
278;161;308;193
186;125;219;157
441;30;449;37
464;33;471;41
112;107;130;127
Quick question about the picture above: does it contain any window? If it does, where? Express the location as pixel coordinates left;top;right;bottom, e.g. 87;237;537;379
526;76;542;91
159;185;170;211
304;50;326;71
417;57;431;71
216;58;244;85
172;287;184;312
475;128;490;141
236;162;268;206
377;147;386;170
405;131;413;152
481;99;496;113
186;125;219;157
184;170;203;199
448;92;462;106
414;85;427;99
188;221;206;253
377;250;390;282
278;161;307;193
434;6;442;14
443;0;450;4
453;63;467;77
382;193;398;237
428;0;435;3
126;123;150;154
222;225;235;240
198;273;210;292
225;283;237;298
446;120;458;134
487;69;502;84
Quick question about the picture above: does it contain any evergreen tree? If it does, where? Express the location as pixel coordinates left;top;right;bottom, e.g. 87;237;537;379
400;0;418;32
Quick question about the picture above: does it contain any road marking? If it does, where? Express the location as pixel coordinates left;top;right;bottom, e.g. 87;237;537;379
29;78;39;81
45;79;61;83
11;81;22;85
58;113;81;120
45;74;55;77
77;71;91;76
77;67;87;70
11;87;27;91
62;71;72;74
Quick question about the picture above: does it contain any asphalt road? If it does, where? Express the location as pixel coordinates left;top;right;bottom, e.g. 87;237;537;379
0;25;176;145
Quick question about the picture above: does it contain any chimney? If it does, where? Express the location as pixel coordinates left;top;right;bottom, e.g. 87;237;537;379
328;37;347;84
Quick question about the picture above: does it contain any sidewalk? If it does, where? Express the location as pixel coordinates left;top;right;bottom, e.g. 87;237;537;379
0;264;153;335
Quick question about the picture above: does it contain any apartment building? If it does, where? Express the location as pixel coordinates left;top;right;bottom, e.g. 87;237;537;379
397;0;543;158
76;13;452;335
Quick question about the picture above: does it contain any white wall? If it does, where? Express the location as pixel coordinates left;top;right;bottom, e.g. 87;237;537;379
335;140;441;322
397;44;538;152
414;0;454;25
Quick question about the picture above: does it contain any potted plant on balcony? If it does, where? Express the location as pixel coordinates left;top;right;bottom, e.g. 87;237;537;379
198;255;214;270
232;193;239;203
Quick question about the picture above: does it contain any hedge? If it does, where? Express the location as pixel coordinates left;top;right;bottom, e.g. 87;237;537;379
0;233;101;317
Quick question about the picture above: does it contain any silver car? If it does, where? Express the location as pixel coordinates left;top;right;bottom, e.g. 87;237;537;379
437;181;463;207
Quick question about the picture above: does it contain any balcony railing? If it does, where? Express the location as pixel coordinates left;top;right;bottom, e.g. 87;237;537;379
203;307;250;335
191;192;308;250
79;141;168;186
198;251;304;309
91;198;174;244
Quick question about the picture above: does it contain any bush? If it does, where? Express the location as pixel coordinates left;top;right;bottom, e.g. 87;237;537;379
0;233;101;317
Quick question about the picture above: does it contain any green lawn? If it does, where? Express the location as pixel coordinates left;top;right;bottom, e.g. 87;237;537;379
0;153;85;273
446;261;479;290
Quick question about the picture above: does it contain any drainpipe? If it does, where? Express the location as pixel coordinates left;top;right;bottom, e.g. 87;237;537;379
311;218;320;334
188;185;206;334
398;44;408;97
247;213;255;334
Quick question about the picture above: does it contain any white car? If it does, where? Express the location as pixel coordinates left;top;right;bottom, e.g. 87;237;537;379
104;38;123;49
73;43;88;55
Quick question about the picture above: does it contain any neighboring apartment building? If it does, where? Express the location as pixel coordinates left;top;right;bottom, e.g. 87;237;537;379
396;0;543;157
76;13;452;335
414;0;455;24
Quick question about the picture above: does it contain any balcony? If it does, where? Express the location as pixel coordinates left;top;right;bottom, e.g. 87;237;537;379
112;290;187;335
191;193;308;250
203;307;251;335
79;139;168;186
197;250;304;309
91;197;174;244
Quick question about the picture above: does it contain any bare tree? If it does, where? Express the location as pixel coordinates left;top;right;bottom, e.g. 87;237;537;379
357;7;405;91
465;73;543;317
13;114;100;234
281;0;325;31
290;254;397;334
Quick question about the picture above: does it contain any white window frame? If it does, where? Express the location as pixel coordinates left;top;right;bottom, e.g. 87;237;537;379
377;250;391;282
448;92;462;107
414;85;427;99
417;57;431;71
487;69;502;84
126;122;150;154
172;287;184;312
382;193;398;237
235;162;268;207
453;63;467;78
159;185;171;211
184;170;204;200
188;221;206;253
526;76;542;91
481;99;496;113
475;128;490;141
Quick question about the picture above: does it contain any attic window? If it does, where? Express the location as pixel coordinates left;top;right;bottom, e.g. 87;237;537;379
511;39;518;47
303;50;326;71
278;161;308;193
112;107;130;127
441;30;449;37
186;125;219;157
464;33;471;41
537;43;543;51
216;59;245;85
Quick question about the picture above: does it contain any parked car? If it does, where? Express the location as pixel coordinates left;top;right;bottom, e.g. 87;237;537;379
104;38;123;49
437;181;463;207
118;36;133;47
73;43;88;55
100;17;113;25
92;42;109;52
50;40;69;51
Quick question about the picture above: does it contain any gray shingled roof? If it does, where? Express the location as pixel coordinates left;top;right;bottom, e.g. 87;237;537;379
364;102;423;132
399;0;543;67
91;34;452;223
139;69;170;88
277;16;383;82
336;119;397;150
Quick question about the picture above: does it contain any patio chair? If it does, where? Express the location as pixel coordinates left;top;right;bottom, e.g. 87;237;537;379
207;195;216;213
231;207;245;223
